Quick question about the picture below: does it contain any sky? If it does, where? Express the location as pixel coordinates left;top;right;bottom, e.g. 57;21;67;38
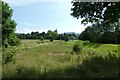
3;0;90;34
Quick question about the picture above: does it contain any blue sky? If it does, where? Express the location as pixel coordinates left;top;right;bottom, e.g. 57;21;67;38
3;0;89;34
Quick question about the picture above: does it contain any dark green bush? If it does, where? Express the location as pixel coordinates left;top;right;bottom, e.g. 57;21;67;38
72;43;83;54
49;36;54;42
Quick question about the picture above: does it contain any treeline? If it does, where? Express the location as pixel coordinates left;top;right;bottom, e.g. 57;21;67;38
79;22;120;44
17;29;79;41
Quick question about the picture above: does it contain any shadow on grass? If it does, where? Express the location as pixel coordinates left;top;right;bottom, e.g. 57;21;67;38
3;55;119;79
82;41;102;48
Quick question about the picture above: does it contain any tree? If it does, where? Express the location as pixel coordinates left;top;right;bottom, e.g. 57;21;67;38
30;31;39;39
57;34;64;40
71;1;120;44
2;1;19;48
79;22;120;44
54;29;58;33
71;2;120;24
49;35;54;42
63;33;70;42
71;0;120;23
53;29;58;40
40;32;46;39
46;30;52;39
79;26;91;41
46;29;58;40
112;22;120;43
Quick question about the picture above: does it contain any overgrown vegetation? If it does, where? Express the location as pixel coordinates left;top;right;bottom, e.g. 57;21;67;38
72;43;83;55
2;40;119;78
3;48;18;64
2;1;120;79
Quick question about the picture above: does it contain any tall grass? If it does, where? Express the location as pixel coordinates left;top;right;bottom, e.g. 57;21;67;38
2;40;119;78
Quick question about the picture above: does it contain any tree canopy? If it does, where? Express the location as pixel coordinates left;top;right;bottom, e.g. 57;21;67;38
71;1;120;44
17;30;78;42
71;1;120;24
2;1;19;48
79;22;120;44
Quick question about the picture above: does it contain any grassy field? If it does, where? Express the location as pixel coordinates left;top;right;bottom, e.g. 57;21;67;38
2;40;120;78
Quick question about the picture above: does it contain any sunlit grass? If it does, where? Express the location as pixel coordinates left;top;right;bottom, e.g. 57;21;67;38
2;40;119;78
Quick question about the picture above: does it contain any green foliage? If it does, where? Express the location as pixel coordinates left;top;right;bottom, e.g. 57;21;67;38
72;43;82;54
71;2;120;24
71;1;120;44
31;32;39;39
2;1;19;48
49;36;54;42
8;33;21;46
63;33;69;42
47;29;58;40
79;22;120;44
16;30;78;41
53;29;59;40
3;49;17;64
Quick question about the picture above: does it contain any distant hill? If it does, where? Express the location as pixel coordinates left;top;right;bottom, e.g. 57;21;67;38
65;32;75;34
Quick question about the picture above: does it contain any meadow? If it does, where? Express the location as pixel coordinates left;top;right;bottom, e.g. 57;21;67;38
2;40;120;78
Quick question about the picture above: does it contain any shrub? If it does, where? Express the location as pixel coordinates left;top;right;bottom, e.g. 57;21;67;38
49;36;54;42
72;43;83;54
9;34;21;46
3;49;17;64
